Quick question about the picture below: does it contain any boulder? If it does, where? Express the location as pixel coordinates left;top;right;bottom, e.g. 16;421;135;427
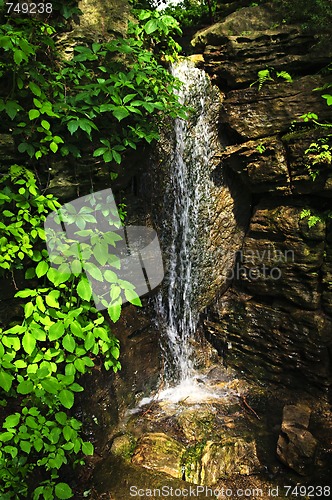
176;407;217;442
112;304;161;411
192;6;332;88
205;295;332;394
218;136;291;194
110;434;136;461
184;438;261;485
277;404;318;475
232;198;326;309
131;433;185;479
220;76;332;141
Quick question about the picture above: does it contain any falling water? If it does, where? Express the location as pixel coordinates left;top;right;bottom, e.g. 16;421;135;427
156;59;219;394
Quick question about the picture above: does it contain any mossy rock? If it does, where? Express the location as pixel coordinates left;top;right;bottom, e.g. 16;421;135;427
132;432;185;479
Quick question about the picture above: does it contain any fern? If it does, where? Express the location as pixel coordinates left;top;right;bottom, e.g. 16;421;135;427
276;70;293;82
250;69;274;90
250;69;293;90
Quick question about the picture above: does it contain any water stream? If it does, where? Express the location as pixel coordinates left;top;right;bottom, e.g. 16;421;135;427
155;59;221;402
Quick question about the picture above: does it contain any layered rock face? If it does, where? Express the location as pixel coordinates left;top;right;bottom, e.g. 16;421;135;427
193;5;332;397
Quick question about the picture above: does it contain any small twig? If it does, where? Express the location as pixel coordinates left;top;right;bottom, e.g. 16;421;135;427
11;270;18;291
239;394;260;420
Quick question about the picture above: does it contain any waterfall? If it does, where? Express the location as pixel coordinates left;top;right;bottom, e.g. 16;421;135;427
156;59;219;393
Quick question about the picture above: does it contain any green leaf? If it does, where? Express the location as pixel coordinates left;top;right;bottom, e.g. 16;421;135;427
74;358;85;373
5;100;21;120
124;289;142;307
26;416;38;429
25;268;36;279
17;380;34;395
29;109;40;120
62;334;76;353
36;295;46;312
0;431;14;442
93;147;107;157
84;331;95;351
70;321;83;338
29;82;42;97
41;119;50;130
63;425;73;441
22;332;36;355
20;440;32;453
144;19;158;34
77;278;92;301
59;389;74;409
4;413;20;428
0;371;14;392
41;377;59;395
49;322;65;341
322;94;332;106
45;290;60;308
55;412;67;425
108;302;121;323
24;301;34;318
104;270;118;283
50;141;58;153
36;260;48;278
103;150;113;162
112;150;122;164
67;120;79;134
14;49;25;65
85;262;103;281
34;438;43;452
33;98;42;108
113;106;130;121
82;441;94;456
55;483;73;500
94;242;108;266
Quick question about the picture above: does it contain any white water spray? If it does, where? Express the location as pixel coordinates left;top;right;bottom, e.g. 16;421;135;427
156;59;219;399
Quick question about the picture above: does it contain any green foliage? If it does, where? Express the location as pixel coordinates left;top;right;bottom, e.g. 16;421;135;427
0;168;133;497
300;208;330;227
0;2;186;498
271;0;332;33
250;68;293;90
299;78;332;228
256;143;266;154
163;1;217;29
0;7;186;173
304;137;332;180
128;8;183;61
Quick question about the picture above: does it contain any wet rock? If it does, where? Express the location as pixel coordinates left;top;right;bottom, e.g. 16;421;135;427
112;304;161;411
184;438;261;485
110;434;136;461
219;136;291;194
132;432;185;479
277;404;318;475
220;75;332;141
206;295;332;395
322;229;332;316
148;62;251;310
177;407;217;441
236;198;326;309
93;455;214;499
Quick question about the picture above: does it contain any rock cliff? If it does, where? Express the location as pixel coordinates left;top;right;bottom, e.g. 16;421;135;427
191;4;332;398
